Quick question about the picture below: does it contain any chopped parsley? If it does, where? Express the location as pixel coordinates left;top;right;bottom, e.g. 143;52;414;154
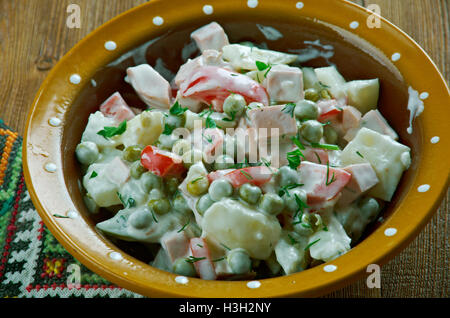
255;60;270;71
278;184;304;197
169;101;188;116
52;214;70;219
293;193;309;221
185;256;206;264
313;151;322;164
117;192;136;208
240;170;253;180
287;148;304;170
281;103;296;118
356;151;364;158
310;142;340;151
291;136;306;150
150;210;158;223
325;162;336;186
220;243;231;251
222;111;236;122
177;219;190;233
205;115;217;129
190;176;204;184
89;171;98;179
287;233;298;245
304;238;321;251
212;257;226;262
97;120;127;139
162;124;175;135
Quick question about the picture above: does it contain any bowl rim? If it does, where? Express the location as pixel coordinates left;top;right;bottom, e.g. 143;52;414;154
23;0;450;298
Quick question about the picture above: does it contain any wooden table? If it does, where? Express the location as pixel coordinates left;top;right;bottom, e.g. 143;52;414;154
0;0;448;297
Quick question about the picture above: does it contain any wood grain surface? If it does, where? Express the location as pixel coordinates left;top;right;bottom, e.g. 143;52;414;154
0;0;448;297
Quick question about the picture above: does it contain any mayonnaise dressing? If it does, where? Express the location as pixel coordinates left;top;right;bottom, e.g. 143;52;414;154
406;86;425;134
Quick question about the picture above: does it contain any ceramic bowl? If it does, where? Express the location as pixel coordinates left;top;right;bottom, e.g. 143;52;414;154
23;0;449;297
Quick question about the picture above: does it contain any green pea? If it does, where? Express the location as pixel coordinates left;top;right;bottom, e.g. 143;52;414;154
358;197;380;221
300;120;324;143
196;194;215;216
165;177;180;195
208;179;233;202
239;183;262;205
130;161;147;179
141;172;163;192
283;188;307;213
76;142;99;165
227;248;252;274
323;125;338;144
259;193;284;216
148;198;171;215
304;88;320;102
294;100;319;121
223;94;246;117
172;258;197;277
173;193;192;215
128;208;153;229
276;166;301;187
186;176;209;196
214;154;235;170
122;145;143;162
320;89;331;100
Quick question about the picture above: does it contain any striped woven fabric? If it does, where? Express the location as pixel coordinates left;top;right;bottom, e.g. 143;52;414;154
0;120;141;298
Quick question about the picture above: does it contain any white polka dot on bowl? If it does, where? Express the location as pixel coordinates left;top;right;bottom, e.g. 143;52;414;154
203;5;213;15
153;16;164;26
296;2;304;9
430;136;440;144
69;74;81;85
247;0;258;8
175;276;189;284
49;117;61;127
109;251;123;260
349;21;359;29
104;41;117;51
323;265;337;272
419;92;429;100
247;280;261;288
417;184;430;193
384;228;397;237
44;163;57;173
391;52;401;61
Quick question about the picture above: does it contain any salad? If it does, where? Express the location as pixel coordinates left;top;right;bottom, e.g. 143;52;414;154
76;22;411;280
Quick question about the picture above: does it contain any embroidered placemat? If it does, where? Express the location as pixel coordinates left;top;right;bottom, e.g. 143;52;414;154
0;120;142;298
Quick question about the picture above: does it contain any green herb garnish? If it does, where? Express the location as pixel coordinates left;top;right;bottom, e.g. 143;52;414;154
278;183;304;197
291;136;306;150
287;149;304;170
212;257;226;262
356;151;364;158
169;101;188;116
53;214;70;219
281;103;296;118
240;170;253;180
310;142;340;151
325;162;336;186
205;116;217;129
97;120;127;139
313;152;322;164
304;238;321;251
89;171;98;179
287;233;298;245
220;243;231;251
185;256;206;264
222;111;236;122
190;176;204;184
162;123;175;135
177;219;190;233
255;60;270;71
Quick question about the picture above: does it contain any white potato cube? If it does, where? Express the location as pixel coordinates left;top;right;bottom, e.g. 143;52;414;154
202;198;282;260
361;109;398;140
127;64;172;109
222;44;297;71
83;158;130;207
314;66;347;99
265;65;304;103
191;22;230;52
340;127;411;201
118;110;164;148
274;231;309;275
308;213;351;262
81;111;122;149
345;79;380;114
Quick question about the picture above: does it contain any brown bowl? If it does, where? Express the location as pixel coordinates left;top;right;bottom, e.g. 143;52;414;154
23;0;450;297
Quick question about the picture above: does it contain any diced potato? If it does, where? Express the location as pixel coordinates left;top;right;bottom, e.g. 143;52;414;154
222;44;297;71
340;128;411;201
314;66;346;88
308;212;351;262
202;198;281;259
184;110;206;130
81;111;122;149
274;231;310;275
119;111;164;148
344;79;380;114
83;161;126;207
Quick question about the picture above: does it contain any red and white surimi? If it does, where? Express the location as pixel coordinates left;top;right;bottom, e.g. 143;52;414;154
179;66;269;112
189;238;217;280
299;161;351;204
99;92;135;122
140;145;186;178
208;166;273;188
